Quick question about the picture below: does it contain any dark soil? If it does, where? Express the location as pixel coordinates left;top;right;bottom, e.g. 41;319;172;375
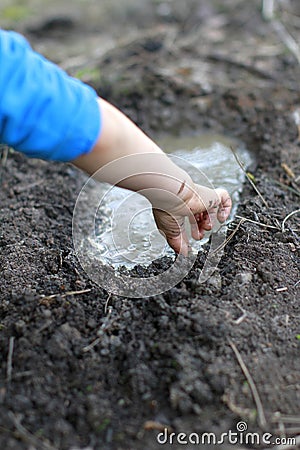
0;1;299;449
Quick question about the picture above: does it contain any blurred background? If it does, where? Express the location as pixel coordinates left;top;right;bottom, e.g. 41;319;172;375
1;0;299;91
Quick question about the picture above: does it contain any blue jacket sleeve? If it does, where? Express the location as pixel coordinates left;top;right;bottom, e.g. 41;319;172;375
0;30;101;161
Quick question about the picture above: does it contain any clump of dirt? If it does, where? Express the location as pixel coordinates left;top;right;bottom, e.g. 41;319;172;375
0;1;300;449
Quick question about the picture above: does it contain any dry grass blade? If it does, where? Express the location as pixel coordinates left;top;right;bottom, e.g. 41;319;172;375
281;163;295;179
104;293;112;315
211;218;246;256
82;336;101;353
272;414;300;424
212;214;286;257
262;0;275;21
40;288;91;302
282;209;300;232
143;420;173;433
230;145;269;208
235;215;280;230
6;336;15;383
228;339;267;430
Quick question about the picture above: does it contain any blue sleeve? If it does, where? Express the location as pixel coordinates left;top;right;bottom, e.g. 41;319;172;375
0;30;101;161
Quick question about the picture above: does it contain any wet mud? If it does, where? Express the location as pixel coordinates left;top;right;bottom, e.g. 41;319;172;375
0;1;299;449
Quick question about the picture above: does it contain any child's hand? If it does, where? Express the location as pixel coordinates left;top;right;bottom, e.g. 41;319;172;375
152;183;232;256
73;98;232;257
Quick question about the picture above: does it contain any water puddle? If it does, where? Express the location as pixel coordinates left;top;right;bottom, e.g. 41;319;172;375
81;132;252;269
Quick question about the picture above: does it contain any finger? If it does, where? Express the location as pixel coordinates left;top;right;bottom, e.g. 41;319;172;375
189;214;202;240
189;210;213;240
199;210;213;231
216;188;232;222
167;231;189;256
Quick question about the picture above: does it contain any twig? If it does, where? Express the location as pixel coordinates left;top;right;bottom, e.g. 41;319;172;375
211;218;246;255
272;414;300;424
262;0;275;21
233;312;248;325
143;420;173;433
7;337;15;384
223;215;299;256
59;288;91;298
282;209;300;232
235;215;280;230
83;336;101;353
276;286;288;292
230;146;269;208
39;288;91;302
281;163;295;179
228;339;267;430
104;293;112;315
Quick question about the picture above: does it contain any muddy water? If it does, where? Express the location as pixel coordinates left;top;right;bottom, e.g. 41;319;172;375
86;133;252;269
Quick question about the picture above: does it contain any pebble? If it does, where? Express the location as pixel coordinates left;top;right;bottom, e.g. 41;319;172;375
42;309;52;318
14;319;26;335
207;274;222;290
237;271;253;284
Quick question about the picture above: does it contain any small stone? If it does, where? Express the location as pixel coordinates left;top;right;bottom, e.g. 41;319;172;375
60;323;81;340
237;272;253;284
207;274;222;290
100;348;110;356
14;319;26;335
87;318;97;329
42;309;52;318
159;315;169;326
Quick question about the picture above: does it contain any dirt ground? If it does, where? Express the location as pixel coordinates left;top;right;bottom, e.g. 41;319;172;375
0;1;299;449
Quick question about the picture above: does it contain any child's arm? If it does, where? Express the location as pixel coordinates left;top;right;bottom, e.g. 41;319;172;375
73;98;232;255
0;30;231;255
0;30;100;161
